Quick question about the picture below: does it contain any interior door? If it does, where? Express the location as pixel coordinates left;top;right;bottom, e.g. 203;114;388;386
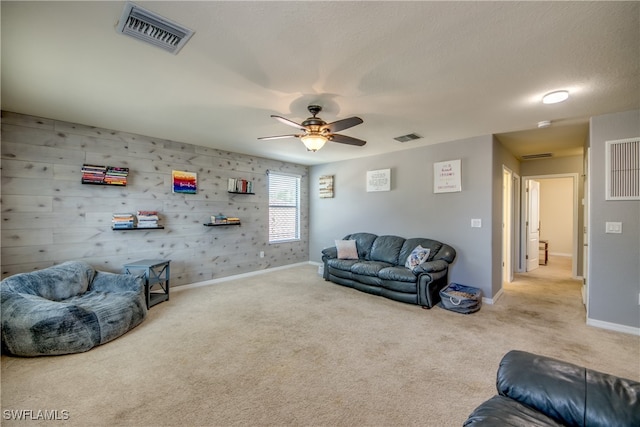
526;179;540;271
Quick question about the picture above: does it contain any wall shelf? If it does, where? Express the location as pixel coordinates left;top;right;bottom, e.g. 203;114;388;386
112;226;165;231
228;191;254;195
203;223;241;227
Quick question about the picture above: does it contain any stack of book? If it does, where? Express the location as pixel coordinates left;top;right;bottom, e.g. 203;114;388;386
82;164;107;184
112;213;135;229
104;166;129;185
136;211;159;228
82;164;129;185
226;217;241;224
227;178;253;193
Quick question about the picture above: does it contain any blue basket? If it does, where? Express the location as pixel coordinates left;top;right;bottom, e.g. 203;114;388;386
439;283;482;314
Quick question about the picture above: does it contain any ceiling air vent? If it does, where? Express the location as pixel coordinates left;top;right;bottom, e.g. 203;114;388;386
521;153;553;160
394;133;423;143
116;2;194;55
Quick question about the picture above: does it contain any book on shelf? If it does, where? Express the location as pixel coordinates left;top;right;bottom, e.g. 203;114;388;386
227;178;253;193
112;212;135;228
135;210;159;228
82;164;128;185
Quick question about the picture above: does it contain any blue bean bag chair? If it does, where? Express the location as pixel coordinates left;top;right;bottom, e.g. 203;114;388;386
1;261;147;356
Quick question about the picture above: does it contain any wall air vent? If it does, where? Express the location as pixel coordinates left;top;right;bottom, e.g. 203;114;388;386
116;2;194;55
606;137;640;200
521;153;553;160
394;133;423;143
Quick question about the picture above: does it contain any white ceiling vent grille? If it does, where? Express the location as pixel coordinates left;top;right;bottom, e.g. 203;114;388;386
521;153;553;160
116;2;194;54
606;137;640;200
394;133;423;143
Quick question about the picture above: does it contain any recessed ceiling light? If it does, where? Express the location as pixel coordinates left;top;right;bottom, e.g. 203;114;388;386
542;90;569;104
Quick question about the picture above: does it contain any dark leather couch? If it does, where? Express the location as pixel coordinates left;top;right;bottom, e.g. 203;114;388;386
321;232;456;308
464;350;640;426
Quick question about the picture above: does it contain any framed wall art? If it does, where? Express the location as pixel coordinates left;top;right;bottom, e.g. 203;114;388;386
172;170;197;194
366;168;391;192
319;175;334;198
434;159;461;193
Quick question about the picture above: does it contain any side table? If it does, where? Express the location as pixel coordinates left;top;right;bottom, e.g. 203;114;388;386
123;259;170;308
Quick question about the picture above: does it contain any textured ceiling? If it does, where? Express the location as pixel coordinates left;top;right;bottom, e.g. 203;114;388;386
2;1;638;165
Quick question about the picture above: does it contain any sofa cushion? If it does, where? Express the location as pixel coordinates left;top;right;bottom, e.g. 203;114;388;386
343;232;378;260
335;239;358;259
405;245;431;270
369;235;406;265
463;395;563;426
399;238;443;265
378;266;417;282
351;261;392;277
327;258;359;272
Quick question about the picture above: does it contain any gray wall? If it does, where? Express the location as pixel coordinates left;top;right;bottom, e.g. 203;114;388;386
310;135;500;299
1;111;309;286
588;109;640;329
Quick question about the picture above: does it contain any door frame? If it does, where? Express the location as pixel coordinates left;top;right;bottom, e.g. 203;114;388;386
520;173;580;277
502;166;519;284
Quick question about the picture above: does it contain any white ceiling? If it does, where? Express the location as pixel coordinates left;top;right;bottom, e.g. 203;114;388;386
2;1;638;166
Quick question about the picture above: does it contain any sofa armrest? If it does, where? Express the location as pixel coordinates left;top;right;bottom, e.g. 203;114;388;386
90;271;144;294
321;247;338;260
497;350;640;427
413;259;448;274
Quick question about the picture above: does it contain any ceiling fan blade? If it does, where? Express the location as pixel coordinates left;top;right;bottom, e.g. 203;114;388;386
257;134;301;141
271;115;306;131
329;133;366;146
322;116;363;133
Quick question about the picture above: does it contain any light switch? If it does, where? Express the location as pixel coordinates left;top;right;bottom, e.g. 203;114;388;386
605;222;622;234
471;219;482;228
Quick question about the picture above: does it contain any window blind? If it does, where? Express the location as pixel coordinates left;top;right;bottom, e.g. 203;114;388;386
268;172;300;242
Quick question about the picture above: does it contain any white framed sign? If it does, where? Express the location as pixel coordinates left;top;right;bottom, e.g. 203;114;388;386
367;168;391;192
434;160;462;193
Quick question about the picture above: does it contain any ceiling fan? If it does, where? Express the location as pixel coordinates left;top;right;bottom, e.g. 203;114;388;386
258;105;366;152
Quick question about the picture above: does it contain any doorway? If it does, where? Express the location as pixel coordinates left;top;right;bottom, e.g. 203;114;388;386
520;174;580;278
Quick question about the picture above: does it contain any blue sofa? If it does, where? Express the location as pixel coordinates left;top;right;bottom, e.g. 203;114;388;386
1;261;147;356
322;232;456;308
465;350;640;426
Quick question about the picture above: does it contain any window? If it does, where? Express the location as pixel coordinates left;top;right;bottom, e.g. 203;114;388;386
268;172;301;243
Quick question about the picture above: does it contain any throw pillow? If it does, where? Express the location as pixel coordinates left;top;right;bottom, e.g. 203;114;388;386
335;239;358;260
405;245;431;270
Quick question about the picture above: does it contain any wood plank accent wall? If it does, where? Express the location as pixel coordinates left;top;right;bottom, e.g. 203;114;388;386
1;111;309;287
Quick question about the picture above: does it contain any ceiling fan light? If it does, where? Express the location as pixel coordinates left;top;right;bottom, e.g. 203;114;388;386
542;90;569;104
300;134;327;152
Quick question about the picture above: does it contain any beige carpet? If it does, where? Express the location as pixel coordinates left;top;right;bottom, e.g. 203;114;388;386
2;257;639;426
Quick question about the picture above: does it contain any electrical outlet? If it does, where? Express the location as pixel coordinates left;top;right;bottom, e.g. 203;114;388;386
259;251;265;258
471;219;482;228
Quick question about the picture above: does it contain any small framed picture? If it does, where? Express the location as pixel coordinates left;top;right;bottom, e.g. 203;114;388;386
172;170;197;194
319;175;334;198
367;168;391;192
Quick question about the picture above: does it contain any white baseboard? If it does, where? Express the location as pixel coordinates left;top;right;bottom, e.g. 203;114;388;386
482;287;503;305
173;261;312;293
586;318;640;336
